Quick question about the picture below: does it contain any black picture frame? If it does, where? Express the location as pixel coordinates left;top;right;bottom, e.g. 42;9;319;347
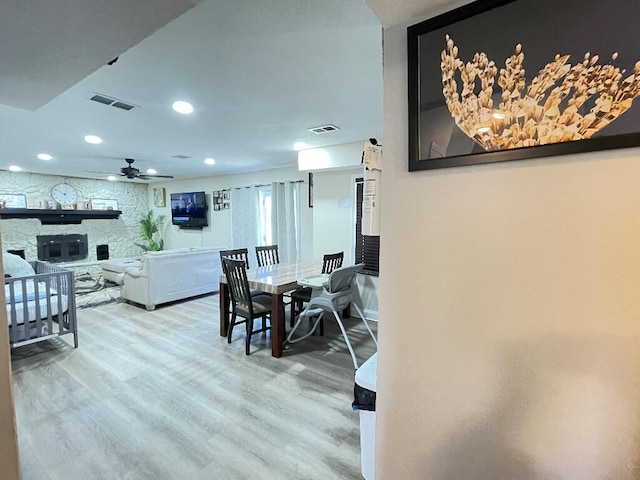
408;0;640;171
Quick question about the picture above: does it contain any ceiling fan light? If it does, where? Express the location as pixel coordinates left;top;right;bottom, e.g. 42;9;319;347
172;101;194;114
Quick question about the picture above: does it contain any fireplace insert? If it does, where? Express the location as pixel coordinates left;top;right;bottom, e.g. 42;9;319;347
37;234;88;263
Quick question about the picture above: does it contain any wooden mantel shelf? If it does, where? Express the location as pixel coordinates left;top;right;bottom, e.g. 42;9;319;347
0;208;122;225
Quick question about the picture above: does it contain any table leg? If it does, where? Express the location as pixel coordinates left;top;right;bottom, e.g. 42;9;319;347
270;293;285;357
219;282;230;337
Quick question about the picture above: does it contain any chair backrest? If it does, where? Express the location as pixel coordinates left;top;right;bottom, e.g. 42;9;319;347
255;245;279;267
325;263;364;294
321;252;344;274
221;257;253;311
220;248;250;268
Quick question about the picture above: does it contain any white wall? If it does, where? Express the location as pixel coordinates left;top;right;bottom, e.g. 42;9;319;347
375;20;640;479
312;168;359;263
0;171;148;261
313;167;379;319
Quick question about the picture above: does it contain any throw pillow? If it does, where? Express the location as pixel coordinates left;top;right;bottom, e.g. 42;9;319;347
2;252;35;278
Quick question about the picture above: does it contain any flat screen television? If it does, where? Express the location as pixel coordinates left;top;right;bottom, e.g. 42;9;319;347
170;191;208;229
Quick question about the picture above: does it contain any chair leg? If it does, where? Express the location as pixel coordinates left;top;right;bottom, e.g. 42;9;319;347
227;313;237;343
332;310;359;370
351;302;378;348
290;300;302;327
245;317;252;355
290;301;295;327
285;310;324;345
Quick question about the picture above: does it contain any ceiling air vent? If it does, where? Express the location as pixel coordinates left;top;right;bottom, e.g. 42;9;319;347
90;94;113;105
89;93;137;111
308;124;340;134
111;101;135;111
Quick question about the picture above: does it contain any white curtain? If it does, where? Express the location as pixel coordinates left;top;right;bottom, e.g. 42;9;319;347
230;186;260;259
271;181;300;263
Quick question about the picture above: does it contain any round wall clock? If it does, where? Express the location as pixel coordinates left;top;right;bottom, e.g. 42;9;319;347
51;183;78;205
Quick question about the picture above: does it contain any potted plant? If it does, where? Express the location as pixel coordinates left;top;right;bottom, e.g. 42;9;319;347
135;210;166;251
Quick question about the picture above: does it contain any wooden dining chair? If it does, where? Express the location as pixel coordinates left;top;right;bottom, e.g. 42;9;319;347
289;251;344;331
220;248;269;300
221;257;273;355
255;245;279;267
219;248;250;268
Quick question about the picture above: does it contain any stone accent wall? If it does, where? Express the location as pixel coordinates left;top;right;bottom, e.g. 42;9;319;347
0;171;149;261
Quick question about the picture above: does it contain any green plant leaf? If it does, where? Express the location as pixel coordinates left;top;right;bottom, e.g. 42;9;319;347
136;211;166;251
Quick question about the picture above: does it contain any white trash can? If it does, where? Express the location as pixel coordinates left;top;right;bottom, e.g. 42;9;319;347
354;353;377;480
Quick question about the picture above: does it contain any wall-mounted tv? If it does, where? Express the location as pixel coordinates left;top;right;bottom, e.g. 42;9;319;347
170;191;208;229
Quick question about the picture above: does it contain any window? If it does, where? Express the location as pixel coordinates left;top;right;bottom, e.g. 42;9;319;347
355;177;380;275
232;182;300;263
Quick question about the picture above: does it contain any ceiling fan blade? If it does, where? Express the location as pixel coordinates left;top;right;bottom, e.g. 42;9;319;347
145;174;175;178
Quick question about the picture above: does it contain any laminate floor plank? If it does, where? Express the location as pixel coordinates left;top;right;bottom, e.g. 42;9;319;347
12;293;377;479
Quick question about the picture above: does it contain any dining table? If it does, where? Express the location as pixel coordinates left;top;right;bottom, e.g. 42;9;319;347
219;260;323;357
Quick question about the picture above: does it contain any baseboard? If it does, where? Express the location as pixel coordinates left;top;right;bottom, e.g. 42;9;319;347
353;307;378;322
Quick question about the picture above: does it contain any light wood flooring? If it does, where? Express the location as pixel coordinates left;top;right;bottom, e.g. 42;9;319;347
10;293;377;480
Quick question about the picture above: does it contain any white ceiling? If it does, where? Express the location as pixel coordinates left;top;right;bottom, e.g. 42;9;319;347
0;0;385;182
367;0;471;28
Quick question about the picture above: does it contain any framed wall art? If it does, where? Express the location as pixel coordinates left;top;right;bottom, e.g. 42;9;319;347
0;193;27;209
408;0;640;171
90;198;119;211
213;190;230;211
153;187;166;207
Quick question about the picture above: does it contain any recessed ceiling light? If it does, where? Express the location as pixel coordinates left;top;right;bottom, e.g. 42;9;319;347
172;101;194;114
84;134;102;144
37;153;52;161
204;158;216;165
293;142;310;151
107;175;117;181
492;112;506;119
8;165;21;172
146;168;157;174
477;126;491;133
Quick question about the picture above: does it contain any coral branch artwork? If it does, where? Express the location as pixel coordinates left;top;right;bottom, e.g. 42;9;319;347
440;35;640;151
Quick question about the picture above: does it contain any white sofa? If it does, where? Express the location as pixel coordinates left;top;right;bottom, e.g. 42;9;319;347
119;247;222;310
101;257;141;285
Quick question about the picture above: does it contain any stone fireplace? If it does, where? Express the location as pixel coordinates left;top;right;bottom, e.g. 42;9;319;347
36;234;88;263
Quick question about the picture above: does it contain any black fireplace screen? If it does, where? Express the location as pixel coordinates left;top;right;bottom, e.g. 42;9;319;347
37;234;88;263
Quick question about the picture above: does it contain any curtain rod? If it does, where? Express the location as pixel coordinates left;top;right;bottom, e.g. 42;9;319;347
232;179;305;189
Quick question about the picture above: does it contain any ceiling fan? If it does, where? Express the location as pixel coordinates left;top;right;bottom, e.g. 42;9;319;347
119;158;174;180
